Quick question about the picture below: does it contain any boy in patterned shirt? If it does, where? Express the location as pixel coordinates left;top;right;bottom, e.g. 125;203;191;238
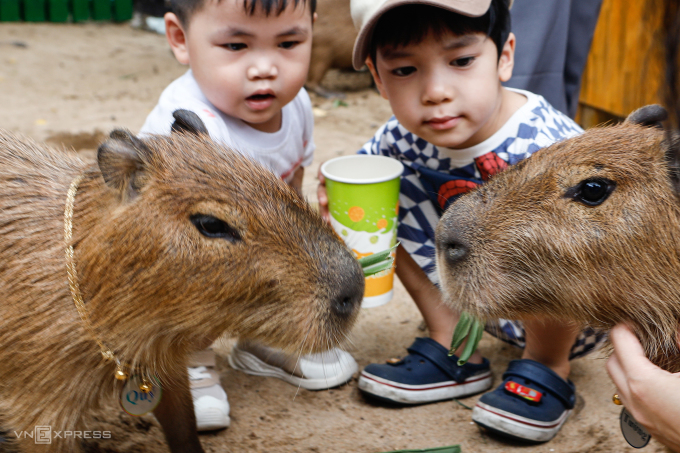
319;0;605;443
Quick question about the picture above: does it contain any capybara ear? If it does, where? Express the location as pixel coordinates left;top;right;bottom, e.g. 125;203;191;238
624;104;668;129
97;129;150;202
171;109;209;136
624;106;677;190
663;130;680;195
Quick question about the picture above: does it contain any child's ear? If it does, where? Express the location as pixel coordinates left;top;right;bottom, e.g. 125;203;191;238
498;32;516;83
366;58;389;100
165;12;190;65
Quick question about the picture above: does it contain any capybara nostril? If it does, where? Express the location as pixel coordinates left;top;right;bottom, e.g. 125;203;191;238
444;239;468;265
436;221;469;267
332;290;362;318
314;242;364;322
328;254;364;320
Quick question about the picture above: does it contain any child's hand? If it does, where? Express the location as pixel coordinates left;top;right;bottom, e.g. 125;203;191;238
606;323;680;451
317;165;330;223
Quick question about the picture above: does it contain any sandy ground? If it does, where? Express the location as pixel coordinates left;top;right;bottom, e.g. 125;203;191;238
0;23;668;453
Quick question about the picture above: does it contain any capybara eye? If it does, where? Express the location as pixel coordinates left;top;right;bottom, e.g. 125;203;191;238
571;178;616;206
190;214;242;242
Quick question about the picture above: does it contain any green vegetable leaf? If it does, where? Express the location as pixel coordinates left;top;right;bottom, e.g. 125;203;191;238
357;243;399;268
449;311;473;353
449;311;484;365
357;243;399;277
362;257;394;276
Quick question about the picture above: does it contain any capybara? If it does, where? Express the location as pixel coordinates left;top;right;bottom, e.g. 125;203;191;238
307;0;357;98
0;112;364;453
435;2;680;375
435;106;680;373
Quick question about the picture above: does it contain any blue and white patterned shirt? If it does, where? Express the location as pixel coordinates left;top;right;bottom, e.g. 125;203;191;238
359;88;583;284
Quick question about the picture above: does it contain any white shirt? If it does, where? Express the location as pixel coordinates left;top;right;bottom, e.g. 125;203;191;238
140;70;315;183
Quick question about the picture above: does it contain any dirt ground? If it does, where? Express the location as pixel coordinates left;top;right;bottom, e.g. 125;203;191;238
0;23;668;453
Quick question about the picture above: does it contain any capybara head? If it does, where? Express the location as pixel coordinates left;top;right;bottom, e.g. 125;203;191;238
0;111;364;394
435;105;680;372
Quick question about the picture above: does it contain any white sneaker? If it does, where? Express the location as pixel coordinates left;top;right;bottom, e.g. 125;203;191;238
228;341;358;390
189;366;230;431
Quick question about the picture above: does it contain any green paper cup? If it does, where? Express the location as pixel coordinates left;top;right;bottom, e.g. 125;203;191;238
321;155;403;308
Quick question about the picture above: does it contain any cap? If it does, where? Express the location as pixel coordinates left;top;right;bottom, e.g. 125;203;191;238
350;0;492;70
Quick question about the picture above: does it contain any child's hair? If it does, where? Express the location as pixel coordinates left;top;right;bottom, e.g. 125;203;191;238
171;0;317;28
369;0;510;65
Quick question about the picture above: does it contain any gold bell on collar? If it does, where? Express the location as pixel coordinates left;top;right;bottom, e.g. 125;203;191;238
139;378;153;393
115;367;129;381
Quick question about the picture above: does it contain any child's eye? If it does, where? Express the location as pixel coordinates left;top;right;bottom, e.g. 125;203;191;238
279;41;300;49
223;43;247;51
451;57;475;67
392;66;416;77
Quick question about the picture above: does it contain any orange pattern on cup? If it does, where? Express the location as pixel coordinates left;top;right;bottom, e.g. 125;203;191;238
353;249;373;259
364;267;395;297
348;206;365;222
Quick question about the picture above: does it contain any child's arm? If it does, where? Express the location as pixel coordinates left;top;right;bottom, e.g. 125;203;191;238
317;168;330;222
290;166;304;195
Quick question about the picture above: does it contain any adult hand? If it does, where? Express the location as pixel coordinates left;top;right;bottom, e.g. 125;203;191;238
317;165;330;223
606;323;680;452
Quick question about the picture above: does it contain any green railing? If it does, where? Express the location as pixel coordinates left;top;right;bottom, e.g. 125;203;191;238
0;0;133;22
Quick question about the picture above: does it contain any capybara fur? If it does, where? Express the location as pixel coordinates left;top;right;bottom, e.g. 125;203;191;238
0;122;364;452
306;0;357;98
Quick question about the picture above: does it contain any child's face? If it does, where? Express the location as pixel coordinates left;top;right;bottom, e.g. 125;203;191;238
166;0;314;133
368;31;515;149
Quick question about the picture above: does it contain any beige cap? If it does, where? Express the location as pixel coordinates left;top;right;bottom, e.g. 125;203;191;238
351;0;492;70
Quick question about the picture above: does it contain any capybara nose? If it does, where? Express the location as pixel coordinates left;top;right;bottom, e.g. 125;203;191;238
436;228;469;267
331;285;363;319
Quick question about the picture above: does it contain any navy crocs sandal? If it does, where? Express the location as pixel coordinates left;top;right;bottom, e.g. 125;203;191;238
472;359;576;443
358;337;493;405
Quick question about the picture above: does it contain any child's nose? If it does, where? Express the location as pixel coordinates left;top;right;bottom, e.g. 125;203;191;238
247;59;278;80
422;71;453;105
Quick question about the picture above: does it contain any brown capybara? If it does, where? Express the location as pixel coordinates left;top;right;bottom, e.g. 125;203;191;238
434;104;680;373
435;0;680;376
0;112;364;453
307;0;358;98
